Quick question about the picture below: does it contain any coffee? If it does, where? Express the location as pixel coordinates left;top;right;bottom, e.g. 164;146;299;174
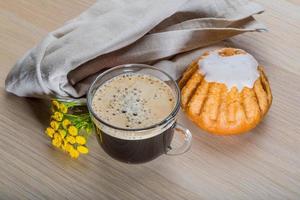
92;73;175;132
88;65;191;164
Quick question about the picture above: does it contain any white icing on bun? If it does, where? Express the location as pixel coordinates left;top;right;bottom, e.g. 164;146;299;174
198;49;259;91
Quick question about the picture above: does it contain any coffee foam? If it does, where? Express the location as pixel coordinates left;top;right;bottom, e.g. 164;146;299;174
198;50;259;91
92;73;176;139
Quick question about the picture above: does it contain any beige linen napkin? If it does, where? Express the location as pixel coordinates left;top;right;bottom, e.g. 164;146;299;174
5;0;266;98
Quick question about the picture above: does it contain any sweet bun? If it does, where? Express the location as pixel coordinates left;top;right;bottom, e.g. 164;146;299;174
179;48;272;135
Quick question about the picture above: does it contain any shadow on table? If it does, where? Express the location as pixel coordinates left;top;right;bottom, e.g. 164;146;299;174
25;97;50;127
177;109;270;156
4;92;50;127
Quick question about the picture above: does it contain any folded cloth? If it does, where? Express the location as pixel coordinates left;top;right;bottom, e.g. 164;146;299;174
5;0;266;99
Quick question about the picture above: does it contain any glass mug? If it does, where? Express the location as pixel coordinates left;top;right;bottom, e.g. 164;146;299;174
87;64;192;163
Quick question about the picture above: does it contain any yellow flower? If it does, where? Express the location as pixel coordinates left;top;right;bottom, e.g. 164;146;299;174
52;133;63;149
66;135;76;144
61;140;69;151
75;136;86;145
51;100;60;110
50;120;60;130
52;112;63;121
68;126;78;136
62;119;71;129
57;141;62;148
69;149;80;159
52;138;62;148
45;127;55;138
54;133;62;141
77;145;89;154
59;103;68;114
61;144;66;151
48;99;93;157
58;129;67;138
64;143;73;152
52;139;57;146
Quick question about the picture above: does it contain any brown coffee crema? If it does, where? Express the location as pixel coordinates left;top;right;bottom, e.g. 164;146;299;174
92;73;175;138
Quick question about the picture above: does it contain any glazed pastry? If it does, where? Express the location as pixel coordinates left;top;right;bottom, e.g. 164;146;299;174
179;48;272;135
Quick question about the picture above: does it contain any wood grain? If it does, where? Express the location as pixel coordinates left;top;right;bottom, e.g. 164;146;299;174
0;0;300;199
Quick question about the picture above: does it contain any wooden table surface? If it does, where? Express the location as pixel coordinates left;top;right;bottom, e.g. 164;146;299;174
1;0;300;199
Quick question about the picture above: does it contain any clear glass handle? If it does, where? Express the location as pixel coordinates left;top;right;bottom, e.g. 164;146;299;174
166;123;192;155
